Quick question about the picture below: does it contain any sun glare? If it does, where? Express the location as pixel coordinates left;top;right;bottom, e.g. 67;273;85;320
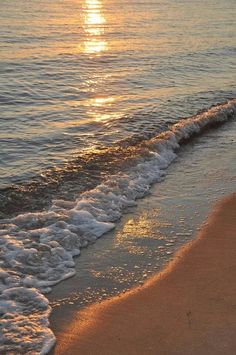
82;0;107;55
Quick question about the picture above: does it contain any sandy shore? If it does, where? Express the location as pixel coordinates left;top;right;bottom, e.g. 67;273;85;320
52;193;236;355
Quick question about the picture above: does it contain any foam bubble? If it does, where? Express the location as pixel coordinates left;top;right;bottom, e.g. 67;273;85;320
0;287;55;354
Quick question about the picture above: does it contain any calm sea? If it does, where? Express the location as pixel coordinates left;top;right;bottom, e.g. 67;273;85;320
0;0;235;189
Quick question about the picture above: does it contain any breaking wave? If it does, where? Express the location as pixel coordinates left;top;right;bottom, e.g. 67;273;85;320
0;98;235;354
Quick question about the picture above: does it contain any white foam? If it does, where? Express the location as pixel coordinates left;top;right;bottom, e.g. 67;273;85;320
0;98;235;353
0;286;55;354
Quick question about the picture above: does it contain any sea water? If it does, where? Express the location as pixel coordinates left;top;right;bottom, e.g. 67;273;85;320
0;0;235;353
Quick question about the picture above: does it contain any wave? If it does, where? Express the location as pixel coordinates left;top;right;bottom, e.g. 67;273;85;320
0;98;236;354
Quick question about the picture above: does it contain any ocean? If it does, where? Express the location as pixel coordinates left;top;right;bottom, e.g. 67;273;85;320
0;0;235;353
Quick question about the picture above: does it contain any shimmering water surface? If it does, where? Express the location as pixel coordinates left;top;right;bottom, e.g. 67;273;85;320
1;0;235;188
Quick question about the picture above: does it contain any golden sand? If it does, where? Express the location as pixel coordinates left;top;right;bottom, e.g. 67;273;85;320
52;193;236;355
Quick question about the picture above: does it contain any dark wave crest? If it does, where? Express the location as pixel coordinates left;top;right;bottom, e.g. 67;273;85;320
0;98;235;219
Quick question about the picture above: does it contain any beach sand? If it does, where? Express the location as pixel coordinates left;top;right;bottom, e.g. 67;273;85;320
52;193;236;355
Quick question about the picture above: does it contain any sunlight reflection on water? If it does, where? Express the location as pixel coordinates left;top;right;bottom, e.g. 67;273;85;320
0;0;235;187
82;0;108;55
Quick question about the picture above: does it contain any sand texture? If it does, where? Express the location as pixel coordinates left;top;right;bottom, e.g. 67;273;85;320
52;193;236;355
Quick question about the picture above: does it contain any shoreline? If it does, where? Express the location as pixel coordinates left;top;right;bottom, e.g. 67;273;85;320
51;193;236;355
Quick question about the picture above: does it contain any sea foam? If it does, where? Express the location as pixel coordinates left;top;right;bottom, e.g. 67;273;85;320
0;99;235;354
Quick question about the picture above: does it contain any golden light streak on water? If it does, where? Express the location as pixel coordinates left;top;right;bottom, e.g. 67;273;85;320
86;110;119;123
81;0;107;55
85;95;121;123
83;39;107;54
90;97;115;106
114;212;168;255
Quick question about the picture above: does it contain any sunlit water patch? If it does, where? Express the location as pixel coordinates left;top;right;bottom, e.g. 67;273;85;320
0;0;235;188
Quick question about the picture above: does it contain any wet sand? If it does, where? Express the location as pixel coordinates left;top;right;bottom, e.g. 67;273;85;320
52;193;236;355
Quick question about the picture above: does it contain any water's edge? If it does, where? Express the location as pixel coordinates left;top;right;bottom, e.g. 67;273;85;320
0;99;236;354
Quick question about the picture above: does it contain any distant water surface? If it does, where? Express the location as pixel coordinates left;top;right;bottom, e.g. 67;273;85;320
0;0;235;188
